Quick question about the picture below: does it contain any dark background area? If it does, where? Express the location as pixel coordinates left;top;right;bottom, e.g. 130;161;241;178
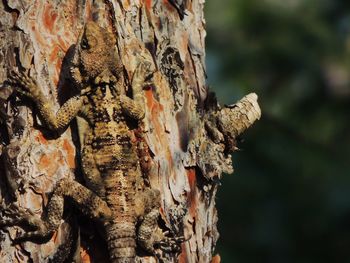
205;0;350;262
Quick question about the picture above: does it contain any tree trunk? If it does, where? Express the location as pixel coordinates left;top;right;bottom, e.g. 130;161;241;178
0;0;260;262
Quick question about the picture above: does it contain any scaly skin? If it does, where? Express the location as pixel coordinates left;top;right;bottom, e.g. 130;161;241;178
3;21;179;263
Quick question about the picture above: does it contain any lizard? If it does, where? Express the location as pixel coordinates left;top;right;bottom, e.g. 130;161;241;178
3;21;180;263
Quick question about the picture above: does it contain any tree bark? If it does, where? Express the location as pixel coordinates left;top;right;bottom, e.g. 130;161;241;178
0;0;260;262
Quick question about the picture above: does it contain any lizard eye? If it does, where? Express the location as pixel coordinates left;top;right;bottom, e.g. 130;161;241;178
81;38;89;50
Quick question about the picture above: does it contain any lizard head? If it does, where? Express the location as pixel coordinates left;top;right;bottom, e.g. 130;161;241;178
71;21;122;86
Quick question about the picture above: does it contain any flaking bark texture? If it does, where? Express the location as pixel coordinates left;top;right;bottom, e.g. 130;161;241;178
0;0;260;262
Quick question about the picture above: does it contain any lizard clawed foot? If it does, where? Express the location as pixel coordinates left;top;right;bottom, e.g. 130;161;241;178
154;231;188;253
0;203;51;243
138;226;186;260
151;232;189;262
132;61;155;90
7;70;41;99
0;203;34;226
11;226;51;244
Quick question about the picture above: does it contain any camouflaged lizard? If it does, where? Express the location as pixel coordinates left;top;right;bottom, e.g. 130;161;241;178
4;21;179;263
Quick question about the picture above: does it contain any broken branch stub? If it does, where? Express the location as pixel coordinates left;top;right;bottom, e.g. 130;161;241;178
186;93;261;180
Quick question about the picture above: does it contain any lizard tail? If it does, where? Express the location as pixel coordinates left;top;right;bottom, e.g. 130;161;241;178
105;221;136;263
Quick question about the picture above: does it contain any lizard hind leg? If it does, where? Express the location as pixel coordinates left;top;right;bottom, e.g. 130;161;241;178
137;207;184;256
136;189;184;256
0;194;64;243
0;177;112;243
137;208;163;253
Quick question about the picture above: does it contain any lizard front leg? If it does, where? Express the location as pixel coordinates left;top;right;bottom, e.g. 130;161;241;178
119;61;154;120
131;61;154;102
8;70;83;131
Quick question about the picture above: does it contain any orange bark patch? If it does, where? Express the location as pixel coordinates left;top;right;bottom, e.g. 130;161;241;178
38;151;63;177
86;2;93;20
145;89;164;113
124;0;131;9
62;139;75;168
211;254;221;263
35;132;48;145
52;230;58;242
33;24;48;47
58;35;70;52
49;46;60;65
163;0;175;13
144;90;178;183
178;243;188;263
80;248;91;263
159;206;165;217
144;89;176;175
186;168;197;217
43;3;58;33
145;89;165;145
145;0;152;10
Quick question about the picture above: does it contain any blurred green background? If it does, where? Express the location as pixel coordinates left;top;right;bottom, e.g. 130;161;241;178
205;0;350;262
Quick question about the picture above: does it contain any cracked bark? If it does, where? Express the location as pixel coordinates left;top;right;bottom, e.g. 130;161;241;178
0;1;260;262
